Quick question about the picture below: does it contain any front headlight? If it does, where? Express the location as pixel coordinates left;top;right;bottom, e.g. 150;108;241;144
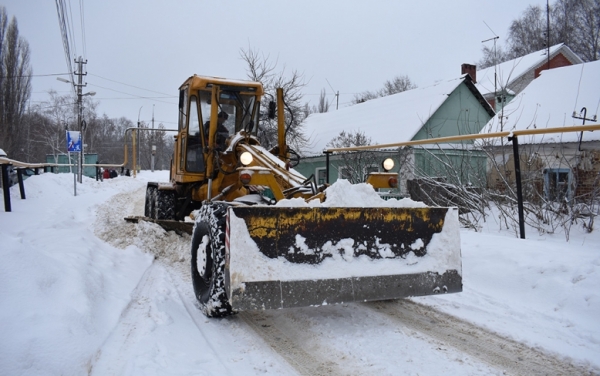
240;151;253;166
382;158;394;171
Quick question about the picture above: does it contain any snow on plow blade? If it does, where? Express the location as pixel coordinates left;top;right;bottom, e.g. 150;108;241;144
226;206;462;311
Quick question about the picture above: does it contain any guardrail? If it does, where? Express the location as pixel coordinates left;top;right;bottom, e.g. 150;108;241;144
0;125;178;212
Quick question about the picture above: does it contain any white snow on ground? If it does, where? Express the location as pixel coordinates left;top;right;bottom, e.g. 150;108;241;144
1;171;599;375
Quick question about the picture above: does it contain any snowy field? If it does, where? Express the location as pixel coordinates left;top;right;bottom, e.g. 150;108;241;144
0;171;598;375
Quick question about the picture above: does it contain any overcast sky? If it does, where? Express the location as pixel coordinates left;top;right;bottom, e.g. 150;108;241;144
6;1;541;128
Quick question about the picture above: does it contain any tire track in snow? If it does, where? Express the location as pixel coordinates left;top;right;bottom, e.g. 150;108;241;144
163;263;238;376
238;311;344;376
89;262;163;375
367;299;595;376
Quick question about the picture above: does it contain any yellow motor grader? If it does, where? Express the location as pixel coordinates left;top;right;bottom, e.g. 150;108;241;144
139;75;462;317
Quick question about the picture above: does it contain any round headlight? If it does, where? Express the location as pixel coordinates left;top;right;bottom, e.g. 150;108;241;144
240;151;253;166
382;158;394;171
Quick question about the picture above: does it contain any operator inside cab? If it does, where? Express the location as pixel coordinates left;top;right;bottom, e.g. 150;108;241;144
204;111;230;151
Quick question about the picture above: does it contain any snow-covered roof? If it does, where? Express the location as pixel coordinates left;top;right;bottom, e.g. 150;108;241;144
475;44;582;96
301;76;468;156
481;60;600;144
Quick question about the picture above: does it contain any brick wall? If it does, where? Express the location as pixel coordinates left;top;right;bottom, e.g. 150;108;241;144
534;53;573;78
574;150;600;198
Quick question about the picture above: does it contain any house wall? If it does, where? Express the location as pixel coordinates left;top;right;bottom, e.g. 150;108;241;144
534;53;573;78
413;148;488;188
486;142;599;202
574;149;600;198
412;83;493;141
295;152;398;185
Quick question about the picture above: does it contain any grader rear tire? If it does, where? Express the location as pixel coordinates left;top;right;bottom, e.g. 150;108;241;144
154;189;175;220
144;184;157;218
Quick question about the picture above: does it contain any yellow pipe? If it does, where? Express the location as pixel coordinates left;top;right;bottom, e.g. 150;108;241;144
325;124;600;152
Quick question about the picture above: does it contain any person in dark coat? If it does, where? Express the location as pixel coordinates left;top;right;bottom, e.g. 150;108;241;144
110;169;118;178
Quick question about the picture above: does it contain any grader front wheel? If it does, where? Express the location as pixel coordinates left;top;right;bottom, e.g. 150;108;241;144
190;203;234;318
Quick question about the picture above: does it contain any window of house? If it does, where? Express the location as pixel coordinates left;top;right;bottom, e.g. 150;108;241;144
544;168;571;201
316;168;327;185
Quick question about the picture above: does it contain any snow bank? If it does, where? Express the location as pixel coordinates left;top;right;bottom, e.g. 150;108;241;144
0;173;154;375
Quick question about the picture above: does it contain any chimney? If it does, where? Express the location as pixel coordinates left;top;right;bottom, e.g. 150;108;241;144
461;63;476;83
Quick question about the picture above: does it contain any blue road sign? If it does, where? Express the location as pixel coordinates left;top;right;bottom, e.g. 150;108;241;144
67;131;81;152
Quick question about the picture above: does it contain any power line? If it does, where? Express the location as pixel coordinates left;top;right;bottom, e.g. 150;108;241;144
54;0;76;91
89;73;173;96
87;83;176;104
5;73;71;78
79;0;87;58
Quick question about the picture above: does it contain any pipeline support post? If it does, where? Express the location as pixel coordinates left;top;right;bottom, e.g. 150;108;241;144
324;151;331;184
509;136;526;239
2;164;11;212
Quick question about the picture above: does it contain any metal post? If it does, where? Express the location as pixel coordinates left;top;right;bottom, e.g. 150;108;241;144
509;136;525;239
1;164;11;212
73;169;77;196
324;151;331;184
17;169;25;199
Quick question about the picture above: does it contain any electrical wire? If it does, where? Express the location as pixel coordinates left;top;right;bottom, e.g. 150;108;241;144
572;62;585;114
54;0;76;91
4;73;71;78
87;83;176;104
79;0;87;58
66;0;77;58
89;73;172;96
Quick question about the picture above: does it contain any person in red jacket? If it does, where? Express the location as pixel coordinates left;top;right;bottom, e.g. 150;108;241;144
102;168;110;180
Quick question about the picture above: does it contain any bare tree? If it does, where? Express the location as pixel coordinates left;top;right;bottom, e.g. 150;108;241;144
482;0;599;66
380;75;417;96
508;5;551;57
351;75;417;104
477;44;512;69
327;130;380;184
312;88;330;114
240;46;308;152
554;0;600;62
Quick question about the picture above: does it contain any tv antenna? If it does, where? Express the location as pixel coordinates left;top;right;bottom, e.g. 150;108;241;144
482;21;500;108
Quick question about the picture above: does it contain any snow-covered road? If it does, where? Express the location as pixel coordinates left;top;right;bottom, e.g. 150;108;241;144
1;171;598;375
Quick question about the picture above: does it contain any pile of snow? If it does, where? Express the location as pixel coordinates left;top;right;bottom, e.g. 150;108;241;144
276;179;427;208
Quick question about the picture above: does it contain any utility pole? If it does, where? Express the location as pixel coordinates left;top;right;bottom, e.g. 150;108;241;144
326;79;339;110
74;56;87;183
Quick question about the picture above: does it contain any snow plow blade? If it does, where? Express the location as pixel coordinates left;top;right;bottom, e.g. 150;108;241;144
226;206;462;311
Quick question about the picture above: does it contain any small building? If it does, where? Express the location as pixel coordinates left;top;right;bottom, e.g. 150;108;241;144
474;43;583;112
46;153;98;178
480;60;600;203
297;74;495;196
